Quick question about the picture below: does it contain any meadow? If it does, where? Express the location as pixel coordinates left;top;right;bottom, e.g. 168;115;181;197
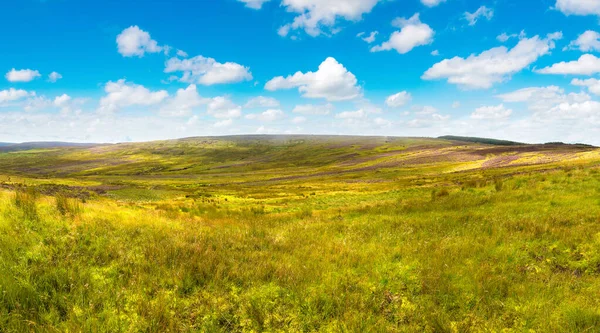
1;135;600;332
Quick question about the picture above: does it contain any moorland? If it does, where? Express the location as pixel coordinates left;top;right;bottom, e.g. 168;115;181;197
1;135;600;332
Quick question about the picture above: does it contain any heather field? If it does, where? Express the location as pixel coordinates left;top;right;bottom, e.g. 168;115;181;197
2;135;600;332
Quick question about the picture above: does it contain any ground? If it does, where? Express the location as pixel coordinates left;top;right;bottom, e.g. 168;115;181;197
1;135;600;332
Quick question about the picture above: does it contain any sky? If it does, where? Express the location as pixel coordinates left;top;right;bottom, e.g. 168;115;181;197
1;0;600;144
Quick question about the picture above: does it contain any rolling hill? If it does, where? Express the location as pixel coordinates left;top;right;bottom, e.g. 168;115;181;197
1;135;600;332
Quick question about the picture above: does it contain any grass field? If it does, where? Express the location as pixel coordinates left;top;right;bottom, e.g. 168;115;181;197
1;135;600;332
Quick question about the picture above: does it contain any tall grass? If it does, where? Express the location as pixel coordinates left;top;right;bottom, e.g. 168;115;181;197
55;192;82;217
12;187;38;220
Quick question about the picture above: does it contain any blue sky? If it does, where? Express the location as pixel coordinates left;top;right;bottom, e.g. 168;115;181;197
1;0;600;143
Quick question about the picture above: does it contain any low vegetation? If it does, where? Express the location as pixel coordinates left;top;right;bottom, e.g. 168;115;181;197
1;135;600;332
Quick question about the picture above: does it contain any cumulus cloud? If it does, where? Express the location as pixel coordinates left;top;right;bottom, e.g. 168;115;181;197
214;118;234;127
566;30;600;52
237;0;271;9
412;105;438;115
245;109;285;121
464;6;494;26
421;0;446;7
48;72;63;83
536;54;600;75
207;97;242;119
98;79;168;113
407;113;450;128
335;109;367;119
423;33;562;89
165;55;252;85
371;14;434;54
471;104;513;119
572;78;600;95
374;117;392;127
116;26;163;57
292;116;306;124
543;100;600;120
277;0;382;37
292;103;335;115
53;94;71;107
385;91;412;108
555;0;600;17
265;57;361;101
159;84;208;117
245;96;280;108
0;88;34;104
5;68;41;82
497;86;591;112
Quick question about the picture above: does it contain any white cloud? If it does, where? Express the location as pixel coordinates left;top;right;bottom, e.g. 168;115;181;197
0;88;33;104
358;31;378;43
536;54;600;75
277;0;382;37
159;84;208;117
544;100;600;120
421;0;446;7
53;94;71;107
471;104;513;119
265;57;361;101
98;79;168;113
371;14;434;54
497;86;591;112
176;50;188;57
245;96;280;108
572;78;600;95
336;109;367;119
245;109;285;121
464;6;494;26
292;103;334;115
498;30;527;42
423;33;562;89
407;113;450;128
385;91;412;108
555;0;600;17
412;105;438;115
238;0;271;9
207;97;242;119
5;69;41;82
214;118;233;127
431;50;440;56
566;31;600;52
48;72;63;83
165;55;252;85
452;101;461;108
497;33;512;42
292;116;306;124
116;26;163;57
374;117;392;127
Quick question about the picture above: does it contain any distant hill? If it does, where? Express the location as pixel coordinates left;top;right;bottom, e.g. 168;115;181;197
0;142;102;152
439;136;524;146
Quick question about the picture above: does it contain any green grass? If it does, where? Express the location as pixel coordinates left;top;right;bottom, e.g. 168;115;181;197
1;135;600;332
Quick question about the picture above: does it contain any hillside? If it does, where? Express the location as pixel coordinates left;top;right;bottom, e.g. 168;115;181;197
1;135;600;331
